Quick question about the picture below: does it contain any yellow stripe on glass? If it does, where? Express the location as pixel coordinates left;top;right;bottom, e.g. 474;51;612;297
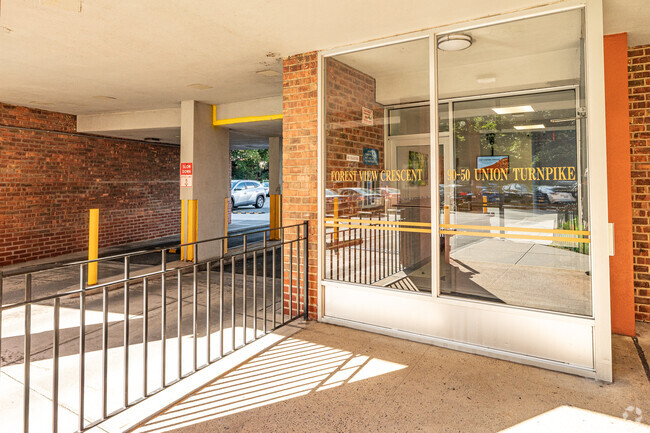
439;230;590;244
325;218;590;242
439;223;590;243
324;218;431;227
440;223;590;236
324;222;431;234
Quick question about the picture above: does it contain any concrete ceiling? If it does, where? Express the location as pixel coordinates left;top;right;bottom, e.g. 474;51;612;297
603;0;650;46
0;0;647;117
71;124;280;148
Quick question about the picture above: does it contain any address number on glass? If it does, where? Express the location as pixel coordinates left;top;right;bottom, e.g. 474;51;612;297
446;169;470;181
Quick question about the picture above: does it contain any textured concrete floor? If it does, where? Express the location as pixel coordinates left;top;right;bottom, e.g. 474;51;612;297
134;321;650;433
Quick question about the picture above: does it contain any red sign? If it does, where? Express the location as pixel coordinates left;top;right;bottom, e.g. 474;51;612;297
181;162;193;187
181;163;193;175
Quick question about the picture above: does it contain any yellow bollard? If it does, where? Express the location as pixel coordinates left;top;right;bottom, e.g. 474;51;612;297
192;200;198;246
188;200;198;261
88;209;99;285
270;194;281;241
224;197;229;254
181;200;187;261
333;198;339;242
483;195;488;214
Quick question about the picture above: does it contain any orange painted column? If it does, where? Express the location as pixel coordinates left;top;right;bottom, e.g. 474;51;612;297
604;33;635;336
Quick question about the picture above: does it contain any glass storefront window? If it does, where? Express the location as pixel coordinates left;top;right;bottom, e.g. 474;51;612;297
323;8;592;316
437;9;591;315
324;38;432;293
319;4;609;380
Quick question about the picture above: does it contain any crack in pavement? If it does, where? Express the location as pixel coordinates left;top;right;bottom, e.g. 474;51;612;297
632;336;650;383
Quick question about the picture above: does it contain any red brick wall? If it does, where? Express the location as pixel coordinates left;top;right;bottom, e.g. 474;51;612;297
629;44;650;322
325;58;385;217
0;102;76;133
0;102;180;267
282;52;318;318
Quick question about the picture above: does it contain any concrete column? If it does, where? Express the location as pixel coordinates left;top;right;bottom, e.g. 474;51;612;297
180;100;229;260
269;136;282;195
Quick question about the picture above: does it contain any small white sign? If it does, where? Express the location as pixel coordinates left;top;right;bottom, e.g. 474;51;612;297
362;107;373;126
181;162;193;187
346;154;360;162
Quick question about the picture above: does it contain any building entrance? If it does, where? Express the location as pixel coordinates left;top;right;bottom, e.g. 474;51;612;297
319;5;612;380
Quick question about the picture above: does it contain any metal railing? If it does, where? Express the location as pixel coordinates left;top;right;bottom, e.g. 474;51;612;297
0;222;308;433
324;212;404;285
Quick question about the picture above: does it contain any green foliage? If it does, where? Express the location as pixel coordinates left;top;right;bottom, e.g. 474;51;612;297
231;149;269;181
559;216;589;255
453;110;578;177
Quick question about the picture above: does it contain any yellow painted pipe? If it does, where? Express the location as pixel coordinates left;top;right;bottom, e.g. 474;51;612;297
88;209;99;285
214;114;283;126
212;109;283;127
181;200;186;261
188;200;198;261
483;196;488;214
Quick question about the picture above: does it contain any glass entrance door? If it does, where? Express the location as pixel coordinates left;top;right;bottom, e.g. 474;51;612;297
438;89;591;316
389;134;432;292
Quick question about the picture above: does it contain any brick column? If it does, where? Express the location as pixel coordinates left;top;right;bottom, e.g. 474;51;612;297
282;52;318;319
629;43;650;322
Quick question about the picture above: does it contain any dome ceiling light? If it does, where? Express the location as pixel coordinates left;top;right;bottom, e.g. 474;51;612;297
437;34;472;51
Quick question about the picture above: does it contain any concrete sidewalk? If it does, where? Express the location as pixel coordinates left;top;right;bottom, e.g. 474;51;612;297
133;321;650;433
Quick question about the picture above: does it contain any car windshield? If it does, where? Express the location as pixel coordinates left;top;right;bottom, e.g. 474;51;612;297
231;181;237;189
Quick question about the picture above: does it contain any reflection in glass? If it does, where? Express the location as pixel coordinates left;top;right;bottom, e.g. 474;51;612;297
437;9;591;316
323;38;432;293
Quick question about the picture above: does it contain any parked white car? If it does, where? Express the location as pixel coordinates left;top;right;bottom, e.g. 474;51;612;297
231;180;266;208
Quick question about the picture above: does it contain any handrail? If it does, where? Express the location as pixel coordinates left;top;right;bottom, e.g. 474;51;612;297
0;228;308;312
0;221;309;433
1;222;306;278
